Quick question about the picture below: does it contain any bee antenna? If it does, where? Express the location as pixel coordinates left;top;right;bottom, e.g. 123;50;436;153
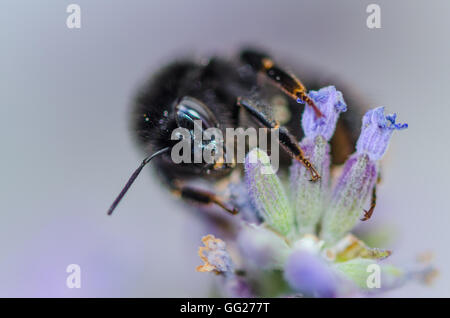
107;147;171;215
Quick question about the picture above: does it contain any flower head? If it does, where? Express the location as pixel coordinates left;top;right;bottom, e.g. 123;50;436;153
197;87;434;298
290;86;346;236
322;107;407;243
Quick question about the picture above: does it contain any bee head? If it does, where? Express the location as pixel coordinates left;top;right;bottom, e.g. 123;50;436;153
173;96;232;172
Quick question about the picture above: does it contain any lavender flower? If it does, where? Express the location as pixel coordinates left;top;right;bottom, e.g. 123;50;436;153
356;107;408;161
302;86;347;141
290;86;346;236
244;149;293;236
196;88;434;297
321;106;408;244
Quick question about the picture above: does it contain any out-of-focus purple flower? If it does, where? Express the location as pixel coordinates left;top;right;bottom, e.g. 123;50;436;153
284;250;337;298
197;234;256;297
237;224;290;269
229;181;262;224
224;275;254;298
196;234;234;274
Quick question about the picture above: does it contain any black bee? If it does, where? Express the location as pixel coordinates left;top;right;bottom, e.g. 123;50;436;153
107;48;363;216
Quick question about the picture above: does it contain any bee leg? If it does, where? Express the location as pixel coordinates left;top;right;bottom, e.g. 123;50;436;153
361;172;382;221
240;49;322;117
236;97;320;181
172;183;238;215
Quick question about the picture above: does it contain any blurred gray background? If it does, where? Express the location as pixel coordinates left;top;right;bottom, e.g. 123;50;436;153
0;0;448;297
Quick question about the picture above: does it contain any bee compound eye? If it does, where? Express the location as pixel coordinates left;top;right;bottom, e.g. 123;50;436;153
175;96;220;130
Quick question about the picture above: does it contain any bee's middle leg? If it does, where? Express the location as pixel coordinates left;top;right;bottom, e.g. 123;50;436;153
171;181;238;215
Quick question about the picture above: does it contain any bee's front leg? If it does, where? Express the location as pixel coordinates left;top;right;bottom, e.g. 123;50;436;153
236;97;321;181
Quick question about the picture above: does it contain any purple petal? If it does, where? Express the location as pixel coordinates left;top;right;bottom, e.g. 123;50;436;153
284;250;337;298
356;107;408;160
301;86;347;141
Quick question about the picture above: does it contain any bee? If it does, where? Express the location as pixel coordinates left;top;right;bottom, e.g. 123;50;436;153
107;48;364;216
